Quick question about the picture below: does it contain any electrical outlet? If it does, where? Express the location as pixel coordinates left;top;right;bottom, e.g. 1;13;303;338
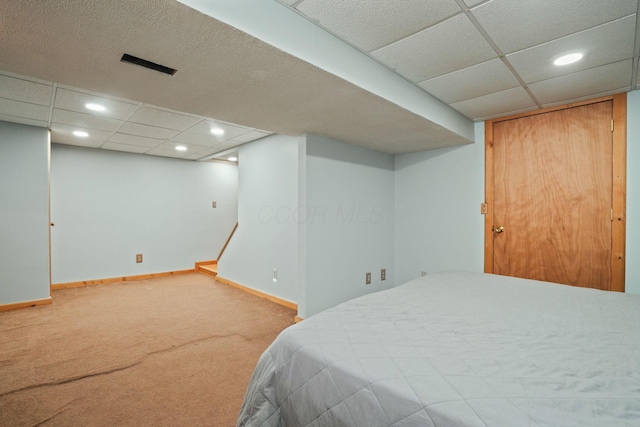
273;269;278;283
381;268;386;281
136;254;143;263
212;201;217;208
366;272;371;285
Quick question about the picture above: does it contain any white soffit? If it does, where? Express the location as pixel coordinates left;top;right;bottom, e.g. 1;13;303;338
177;0;475;144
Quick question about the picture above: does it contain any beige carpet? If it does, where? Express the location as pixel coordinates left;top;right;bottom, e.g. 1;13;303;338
0;273;295;426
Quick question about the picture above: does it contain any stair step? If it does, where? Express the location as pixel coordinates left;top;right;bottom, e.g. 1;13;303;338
195;260;218;278
199;264;217;275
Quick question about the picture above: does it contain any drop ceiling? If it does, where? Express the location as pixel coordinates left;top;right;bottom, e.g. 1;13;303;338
0;70;271;160
0;0;638;158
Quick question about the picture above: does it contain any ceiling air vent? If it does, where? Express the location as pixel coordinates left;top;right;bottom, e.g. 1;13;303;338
120;54;177;76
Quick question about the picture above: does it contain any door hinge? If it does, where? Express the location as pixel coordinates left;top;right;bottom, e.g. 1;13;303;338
611;119;614;132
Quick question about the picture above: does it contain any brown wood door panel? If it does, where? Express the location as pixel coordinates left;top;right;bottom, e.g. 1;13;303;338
491;101;613;290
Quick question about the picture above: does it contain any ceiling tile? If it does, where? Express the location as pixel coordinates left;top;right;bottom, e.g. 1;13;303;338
541;86;631;109
418;58;520;104
127;106;201;130
372;13;496;82
118;122;178;139
450;87;537;120
189;146;230;157
296;0;460;52
169;131;221;147
108;132;163;148
185;120;251;140
507;15;636;85
528;60;633;105
53;88;139;120
209;141;244;152
0;98;50;121
51;138;104;149
182;152;208;160
231;130;271;143
50;123;113;146
145;148;189;159
0;114;48;128
100;142;150;154
0;73;52;105
52;109;123;132
472;0;637;54
155;141;206;152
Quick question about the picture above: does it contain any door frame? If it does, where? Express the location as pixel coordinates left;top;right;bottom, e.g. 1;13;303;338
484;93;627;292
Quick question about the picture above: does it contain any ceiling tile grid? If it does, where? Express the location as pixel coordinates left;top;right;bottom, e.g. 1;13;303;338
470;0;638;55
53;87;140;120
417;58;520;104
371;13;497;82
283;0;639;121
296;0;460;52
528;59;633;105
1;0;639;153
450;86;538;121
506;15;636;85
0;70;271;161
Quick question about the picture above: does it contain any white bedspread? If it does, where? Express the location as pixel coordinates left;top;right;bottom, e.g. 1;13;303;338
237;271;640;426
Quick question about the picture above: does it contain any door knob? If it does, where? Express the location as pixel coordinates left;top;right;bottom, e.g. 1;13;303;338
494;226;504;233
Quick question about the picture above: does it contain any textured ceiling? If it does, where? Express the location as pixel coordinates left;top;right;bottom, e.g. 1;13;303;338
283;0;639;120
0;70;271;160
0;0;638;159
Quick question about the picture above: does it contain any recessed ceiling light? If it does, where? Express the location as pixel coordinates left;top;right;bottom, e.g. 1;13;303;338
73;130;89;137
228;156;238;162
85;103;106;112
553;52;584;66
175;145;187;152
211;128;225;136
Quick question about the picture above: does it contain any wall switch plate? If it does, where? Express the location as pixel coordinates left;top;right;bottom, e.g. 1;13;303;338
381;268;386;281
480;202;488;214
136;254;143;263
366;272;371;285
212;201;217;208
273;269;277;282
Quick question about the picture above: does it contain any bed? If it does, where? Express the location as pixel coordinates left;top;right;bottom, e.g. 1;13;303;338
237;271;640;426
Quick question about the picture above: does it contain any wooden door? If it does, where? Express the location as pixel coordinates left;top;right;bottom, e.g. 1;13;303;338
485;97;626;291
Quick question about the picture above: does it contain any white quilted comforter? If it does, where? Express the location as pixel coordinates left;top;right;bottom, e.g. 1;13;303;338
237;271;640;426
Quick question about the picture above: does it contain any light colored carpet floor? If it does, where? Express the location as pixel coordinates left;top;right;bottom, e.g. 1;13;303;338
0;273;295;426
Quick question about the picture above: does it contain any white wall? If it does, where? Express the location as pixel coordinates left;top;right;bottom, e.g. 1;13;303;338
302;134;395;317
50;144;238;283
394;122;485;285
626;91;640;294
0;121;50;305
218;134;300;304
